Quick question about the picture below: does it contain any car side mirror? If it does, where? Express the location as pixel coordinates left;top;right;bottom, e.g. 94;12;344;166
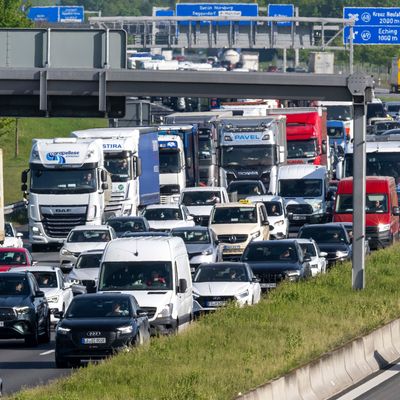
178;278;187;293
304;256;312;262
86;281;97;293
54;310;64;319
320;251;328;257
393;206;400;216
35;290;45;298
262;220;269;226
214;239;220;245
16;232;23;238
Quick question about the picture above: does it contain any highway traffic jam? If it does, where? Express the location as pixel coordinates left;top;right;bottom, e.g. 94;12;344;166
1;97;400;376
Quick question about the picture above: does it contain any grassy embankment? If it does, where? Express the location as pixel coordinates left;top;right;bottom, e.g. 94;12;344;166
11;244;400;400
0;118;107;205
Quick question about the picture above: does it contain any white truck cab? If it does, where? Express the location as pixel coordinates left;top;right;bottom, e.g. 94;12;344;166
98;236;193;335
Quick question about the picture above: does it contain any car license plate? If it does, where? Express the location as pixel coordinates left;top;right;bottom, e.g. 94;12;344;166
0;321;4;327
207;301;227;307
223;245;241;250
82;337;106;345
260;283;277;289
293;215;306;221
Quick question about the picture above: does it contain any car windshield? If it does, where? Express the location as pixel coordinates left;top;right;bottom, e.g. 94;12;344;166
67;230;110;243
66;297;131;318
194;264;248;282
299;227;347;243
99;262;173;291
279;179;322;197
211;207;257;224
0;276;30;296
287;140;317;159
75;253;102;269
5;223;13;237
172;230;211;244
0;251;27;265
242;244;298;262
32;272;58;288
335;194;388;214
299;243;316;257
104;157;131;182
107;219;146;235
181;191;221;206
264;201;283;216
228;182;264;196
143;208;182;221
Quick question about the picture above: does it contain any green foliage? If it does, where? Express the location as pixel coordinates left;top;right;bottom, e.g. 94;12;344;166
0;0;31;28
10;244;400;400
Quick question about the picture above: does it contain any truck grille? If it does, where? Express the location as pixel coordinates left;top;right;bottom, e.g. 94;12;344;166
41;206;87;239
218;234;248;243
286;204;313;215
105;193;125;214
0;307;16;321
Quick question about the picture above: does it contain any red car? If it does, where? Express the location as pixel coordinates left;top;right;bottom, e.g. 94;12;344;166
0;248;34;272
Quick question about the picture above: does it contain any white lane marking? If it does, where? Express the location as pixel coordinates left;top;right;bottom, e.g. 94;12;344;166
336;361;400;399
40;350;55;356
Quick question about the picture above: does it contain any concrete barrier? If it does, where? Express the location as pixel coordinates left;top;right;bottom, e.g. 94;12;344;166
236;318;400;400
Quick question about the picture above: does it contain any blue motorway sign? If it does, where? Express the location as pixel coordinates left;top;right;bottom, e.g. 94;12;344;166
344;26;400;45
175;3;258;25
59;6;84;23
155;10;174;17
268;4;294;27
28;6;59;23
344;7;400;26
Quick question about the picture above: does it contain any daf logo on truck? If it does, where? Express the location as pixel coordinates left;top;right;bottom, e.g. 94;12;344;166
55;208;72;213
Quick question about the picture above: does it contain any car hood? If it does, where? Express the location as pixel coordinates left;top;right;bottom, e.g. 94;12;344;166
186;243;211;255
62;243;108;253
59;317;133;330
193;282;250;296
68;268;99;281
148;220;194;230
186;205;213;217
41;287;61;297
245;261;303;273
0;295;30;307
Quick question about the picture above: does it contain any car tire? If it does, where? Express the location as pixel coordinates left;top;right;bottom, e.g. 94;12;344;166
134;331;144;347
55;355;69;368
25;325;39;347
40;314;51;344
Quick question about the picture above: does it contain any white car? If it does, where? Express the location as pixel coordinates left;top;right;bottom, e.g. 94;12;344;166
192;262;261;313
179;186;230;226
142;204;195;232
67;249;103;291
59;225;116;273
246;195;290;239
22;266;74;323
2;222;23;248
296;238;327;277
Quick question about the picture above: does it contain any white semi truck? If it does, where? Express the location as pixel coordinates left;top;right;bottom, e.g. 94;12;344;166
71;128;160;217
22;138;110;251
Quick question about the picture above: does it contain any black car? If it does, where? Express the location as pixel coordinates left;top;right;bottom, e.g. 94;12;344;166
55;293;150;368
0;271;50;346
241;240;310;291
106;216;150;238
297;223;352;266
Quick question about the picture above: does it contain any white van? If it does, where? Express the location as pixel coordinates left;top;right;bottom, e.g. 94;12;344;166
98;236;193;335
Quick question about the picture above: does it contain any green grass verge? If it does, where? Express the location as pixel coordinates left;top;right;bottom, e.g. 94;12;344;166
0;118;107;204
11;244;400;400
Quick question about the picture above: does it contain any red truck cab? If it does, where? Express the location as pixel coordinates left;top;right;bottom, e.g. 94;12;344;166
333;176;400;249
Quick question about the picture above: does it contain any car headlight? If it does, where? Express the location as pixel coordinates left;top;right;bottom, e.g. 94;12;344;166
57;326;71;335
47;295;59;303
250;231;261;239
13;306;30;315
32;226;40;233
157;303;173;318
60;248;73;256
202;247;213;256
235;289;249;299
274;220;284;226
336;250;349;258
117;325;133;334
284;270;301;281
378;223;391;232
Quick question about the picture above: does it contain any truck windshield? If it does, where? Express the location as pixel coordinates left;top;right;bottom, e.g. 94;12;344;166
328;126;344;138
98;261;173;291
211;207;257;224
30;168;97;194
279;179;322;197
326;105;353;121
287;140;317;159
335;194;388;214
104;157;131;182
222;145;275;167
344;153;400;180
159;150;181;173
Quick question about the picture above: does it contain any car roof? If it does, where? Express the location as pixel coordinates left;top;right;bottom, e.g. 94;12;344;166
107;216;146;221
171;226;210;232
0;247;27;252
70;225;111;231
0;270;31;276
294;238;316;244
72;293;135;300
213;202;256;209
300;223;345;229
145;204;181;210
199;262;248;268
20;265;60;272
246;195;284;203
247;239;299;246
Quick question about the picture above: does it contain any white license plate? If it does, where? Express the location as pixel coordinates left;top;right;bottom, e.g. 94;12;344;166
0;321;4;327
207;301;227;307
293;215;307;220
82;337;106;344
260;283;277;289
223;245;241;250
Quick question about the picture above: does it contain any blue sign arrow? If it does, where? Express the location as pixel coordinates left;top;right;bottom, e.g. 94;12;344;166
344;7;400;26
268;4;294;27
344;26;400;45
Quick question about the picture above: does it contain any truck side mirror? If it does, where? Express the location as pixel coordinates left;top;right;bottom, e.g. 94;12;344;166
21;170;28;184
187;157;192;169
101;169;107;182
178;278;187;293
21;184;27;192
393;206;400;216
102;183;109;190
322;140;327;154
135;157;142;177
